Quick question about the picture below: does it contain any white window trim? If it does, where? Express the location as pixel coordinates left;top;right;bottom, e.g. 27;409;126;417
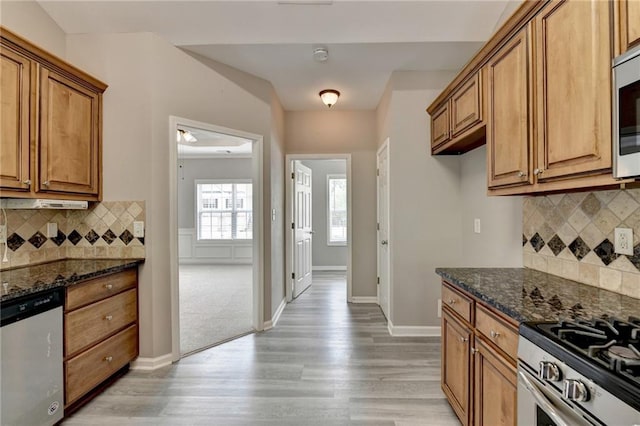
194;178;253;242
327;174;347;246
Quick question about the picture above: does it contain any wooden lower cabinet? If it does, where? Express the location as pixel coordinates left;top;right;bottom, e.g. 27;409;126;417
442;309;472;424
441;281;517;426
474;337;517;426
64;269;139;410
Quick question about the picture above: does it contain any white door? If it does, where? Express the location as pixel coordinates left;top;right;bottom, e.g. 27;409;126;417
377;143;390;320
293;161;313;298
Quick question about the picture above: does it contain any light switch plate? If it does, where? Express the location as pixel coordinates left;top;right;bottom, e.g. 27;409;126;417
474;218;481;234
614;227;633;255
133;221;145;238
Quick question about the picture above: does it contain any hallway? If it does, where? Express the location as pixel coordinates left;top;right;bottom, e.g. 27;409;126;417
63;272;457;425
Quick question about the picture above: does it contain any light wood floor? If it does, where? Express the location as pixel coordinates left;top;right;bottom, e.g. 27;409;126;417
63;272;458;425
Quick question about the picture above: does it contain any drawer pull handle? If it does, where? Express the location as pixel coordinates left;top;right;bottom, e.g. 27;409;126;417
448;299;456;305
105;284;113;290
459;337;468;343
104;356;113;363
490;330;500;339
104;315;113;321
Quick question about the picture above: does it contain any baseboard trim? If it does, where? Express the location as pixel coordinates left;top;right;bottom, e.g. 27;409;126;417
351;296;379;304
130;353;173;371
264;298;287;331
387;320;441;337
312;265;347;271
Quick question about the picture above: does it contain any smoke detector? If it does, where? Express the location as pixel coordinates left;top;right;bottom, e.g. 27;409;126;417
313;47;329;62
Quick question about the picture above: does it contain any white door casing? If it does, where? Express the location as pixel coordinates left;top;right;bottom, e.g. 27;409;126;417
377;140;391;321
293;161;313;298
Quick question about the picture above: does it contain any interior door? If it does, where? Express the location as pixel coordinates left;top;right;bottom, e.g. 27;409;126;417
293;161;313;298
377;144;390;320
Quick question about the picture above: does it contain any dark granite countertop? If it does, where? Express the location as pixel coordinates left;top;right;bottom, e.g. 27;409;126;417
436;268;640;323
0;259;143;302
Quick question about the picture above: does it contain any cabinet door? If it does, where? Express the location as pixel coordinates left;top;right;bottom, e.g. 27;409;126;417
474;337;517;426
0;46;32;191
451;72;483;138
39;67;100;196
535;0;612;181
442;309;472;425
431;102;450;149
618;0;640;53
487;27;533;188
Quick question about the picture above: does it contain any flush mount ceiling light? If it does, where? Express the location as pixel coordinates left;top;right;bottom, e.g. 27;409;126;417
177;129;197;143
313;47;329;62
319;89;340;108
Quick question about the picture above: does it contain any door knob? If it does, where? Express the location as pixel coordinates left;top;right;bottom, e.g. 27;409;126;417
307;231;315;234
381;240;388;245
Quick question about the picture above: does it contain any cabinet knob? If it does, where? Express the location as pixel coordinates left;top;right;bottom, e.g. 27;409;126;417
104;356;113;363
42;181;50;187
448;299;456;305
490;330;501;339
105;284;113;290
104;315;113;321
517;171;526;178
459;337;468;343
471;348;479;355
22;179;31;186
533;168;544;176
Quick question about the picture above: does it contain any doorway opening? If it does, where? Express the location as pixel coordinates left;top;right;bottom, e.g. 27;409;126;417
285;155;352;303
169;117;264;360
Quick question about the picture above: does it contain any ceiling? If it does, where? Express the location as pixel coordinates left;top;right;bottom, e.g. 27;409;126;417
177;125;253;158
38;1;517;110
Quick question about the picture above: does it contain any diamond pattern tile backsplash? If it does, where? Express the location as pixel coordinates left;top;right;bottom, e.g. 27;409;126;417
524;190;640;299
1;201;145;270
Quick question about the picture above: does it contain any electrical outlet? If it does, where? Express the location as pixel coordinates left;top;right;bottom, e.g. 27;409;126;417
133;221;145;238
614;227;633;255
46;222;58;238
437;299;442;318
0;224;6;241
474;218;481;234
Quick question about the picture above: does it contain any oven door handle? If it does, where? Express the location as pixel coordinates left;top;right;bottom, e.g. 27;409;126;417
518;370;571;426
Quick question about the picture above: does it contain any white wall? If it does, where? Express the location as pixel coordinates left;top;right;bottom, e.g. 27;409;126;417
460;146;523;266
63;31;282;358
177;158;252;229
301;160;348;268
0;1;66;58
285;110;378;299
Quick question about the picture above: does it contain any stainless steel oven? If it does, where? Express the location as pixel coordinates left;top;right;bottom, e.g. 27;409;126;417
614;44;640;178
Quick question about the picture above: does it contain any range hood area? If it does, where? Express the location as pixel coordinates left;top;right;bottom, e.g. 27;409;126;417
0;199;89;210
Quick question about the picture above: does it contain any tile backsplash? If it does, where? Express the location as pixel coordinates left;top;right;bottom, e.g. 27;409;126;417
1;201;145;270
523;190;640;299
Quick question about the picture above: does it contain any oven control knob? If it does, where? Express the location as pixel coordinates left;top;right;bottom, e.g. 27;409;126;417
562;379;589;402
538;361;561;382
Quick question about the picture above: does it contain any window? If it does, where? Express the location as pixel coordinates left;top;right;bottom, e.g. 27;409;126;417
196;180;252;240
327;175;347;245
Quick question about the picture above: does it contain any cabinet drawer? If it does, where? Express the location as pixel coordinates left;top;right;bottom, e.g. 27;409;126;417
65;324;138;405
65;289;137;356
475;304;518;361
66;269;137;310
442;283;473;323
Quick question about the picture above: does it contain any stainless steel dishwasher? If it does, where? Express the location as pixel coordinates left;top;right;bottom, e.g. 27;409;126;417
1;287;64;425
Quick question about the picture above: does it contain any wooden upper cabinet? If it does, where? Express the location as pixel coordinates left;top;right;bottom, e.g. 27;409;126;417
487;26;533;189
39;68;100;196
617;0;640;54
451;72;483;139
534;0;612;181
442;309;472;425
474;337;517;426
431;102;450;149
0;46;32;191
0;27;106;201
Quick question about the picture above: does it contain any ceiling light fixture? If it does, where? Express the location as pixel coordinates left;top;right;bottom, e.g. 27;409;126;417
313;47;329;62
319;89;340;108
177;129;197;143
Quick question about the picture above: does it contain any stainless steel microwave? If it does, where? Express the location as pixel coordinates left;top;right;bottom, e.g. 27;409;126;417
613;44;640;178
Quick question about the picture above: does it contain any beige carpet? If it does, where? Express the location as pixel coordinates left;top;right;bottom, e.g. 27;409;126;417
179;264;253;356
